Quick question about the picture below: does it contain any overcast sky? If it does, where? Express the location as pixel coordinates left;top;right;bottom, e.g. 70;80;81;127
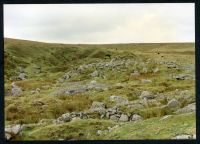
4;4;194;44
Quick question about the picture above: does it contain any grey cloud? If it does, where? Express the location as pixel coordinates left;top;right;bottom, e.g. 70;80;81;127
4;4;194;43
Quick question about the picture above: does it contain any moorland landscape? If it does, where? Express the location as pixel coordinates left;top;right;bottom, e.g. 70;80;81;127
4;38;195;140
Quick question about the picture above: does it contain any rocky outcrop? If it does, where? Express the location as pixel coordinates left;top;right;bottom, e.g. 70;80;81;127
175;103;195;114
140;91;154;99
119;114;129;122
167;99;180;109
11;82;22;96
130;114;142;122
174;134;195;139
90;101;106;114
173;74;194;80
5;124;22;140
130;71;140;77
53;112;88;124
30;88;40;95
109;95;129;106
18;73;26;80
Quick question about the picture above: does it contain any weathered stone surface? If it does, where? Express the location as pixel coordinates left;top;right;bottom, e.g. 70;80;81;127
90;101;106;114
175;103;195;114
175;134;193;139
5;124;22;140
167;99;180;109
30;88;40;95
174;74;193;80
61;113;71;122
130;71;140;77
18;73;26;80
140;91;154;99
90;70;99;77
87;80;108;91
109;95;129;106
11;83;22;96
131;114;142;121
110;115;120;121
119;114;129;122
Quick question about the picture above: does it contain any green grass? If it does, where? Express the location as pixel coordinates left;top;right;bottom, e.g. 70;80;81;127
4;38;195;140
18;112;195;140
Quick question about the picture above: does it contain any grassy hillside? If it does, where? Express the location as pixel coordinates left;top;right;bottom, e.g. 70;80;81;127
4;38;195;140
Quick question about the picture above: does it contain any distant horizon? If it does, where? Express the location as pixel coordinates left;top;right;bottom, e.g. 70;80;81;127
4;37;195;45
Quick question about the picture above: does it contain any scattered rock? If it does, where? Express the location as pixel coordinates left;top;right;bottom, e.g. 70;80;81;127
61;113;71;122
119;114;129;122
11;83;22;96
167;99;180;109
153;67;159;73
174;74;193;80
97;130;103;135
174;134;193;139
87;80;108;91
109;95;129;106
140;91;154;99
110;115;120;121
141;79;152;84
130;71;140;77
30;88;40;95
90;70;99;77
131;114;142;121
175;103;195;114
106;106;119;116
18;73;26;80
5;124;22;140
90;101;106;114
